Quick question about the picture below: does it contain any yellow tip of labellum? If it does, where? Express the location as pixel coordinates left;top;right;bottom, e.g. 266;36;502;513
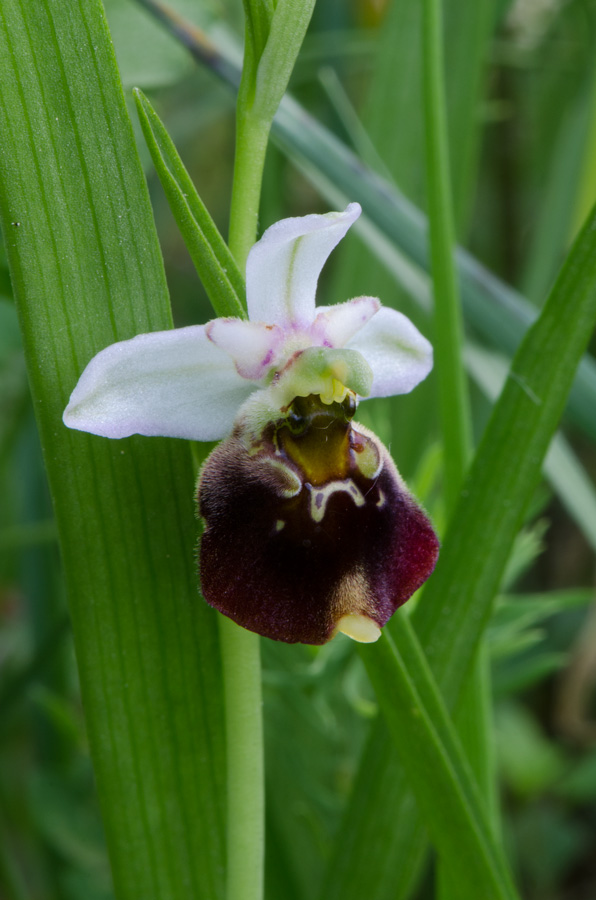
336;614;382;643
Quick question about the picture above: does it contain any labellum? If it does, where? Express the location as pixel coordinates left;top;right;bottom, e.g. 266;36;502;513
198;392;439;645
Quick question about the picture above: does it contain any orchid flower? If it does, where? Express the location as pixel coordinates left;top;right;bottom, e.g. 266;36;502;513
64;203;439;645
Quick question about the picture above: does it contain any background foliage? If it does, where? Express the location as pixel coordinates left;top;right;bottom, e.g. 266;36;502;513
1;1;596;899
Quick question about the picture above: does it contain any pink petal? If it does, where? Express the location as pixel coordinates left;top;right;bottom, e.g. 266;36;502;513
206;318;284;381
311;296;381;347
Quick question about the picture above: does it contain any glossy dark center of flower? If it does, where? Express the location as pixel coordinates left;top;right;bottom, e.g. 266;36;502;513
277;393;356;485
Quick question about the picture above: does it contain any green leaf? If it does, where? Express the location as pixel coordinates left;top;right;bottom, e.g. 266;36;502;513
467;344;596;553
495;589;595;626
421;10;494;899
0;299;29;464
521;81;594;304
490;589;593;696
493;652;568;697
347;166;596;900
554;750;596;802
0;614;69;724
242;0;274;79
252;0;317;123
322;135;596;900
0;3;225;899
134;88;246;318
422;0;472;508
360;616;518;900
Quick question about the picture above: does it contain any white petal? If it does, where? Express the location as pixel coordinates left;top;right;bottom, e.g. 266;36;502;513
206;318;284;381
346;307;433;397
311;296;380;347
63;326;256;441
246;203;361;328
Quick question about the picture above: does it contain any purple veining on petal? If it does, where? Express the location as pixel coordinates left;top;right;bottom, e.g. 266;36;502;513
206;318;286;383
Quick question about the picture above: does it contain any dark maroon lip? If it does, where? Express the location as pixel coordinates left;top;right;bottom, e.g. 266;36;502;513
196;396;439;645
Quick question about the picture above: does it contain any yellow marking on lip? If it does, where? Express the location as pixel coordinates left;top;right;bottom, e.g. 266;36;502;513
353;432;382;479
336;614;381;643
280;422;351;484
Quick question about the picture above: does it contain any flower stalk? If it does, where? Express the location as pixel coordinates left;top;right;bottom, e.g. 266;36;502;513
222;12;267;890
229;111;271;269
228;0;317;268
219;73;265;884
219;615;264;900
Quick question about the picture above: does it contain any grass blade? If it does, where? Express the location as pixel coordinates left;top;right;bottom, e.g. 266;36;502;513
342;166;596;900
420;6;497;897
466;344;596;553
361;616;518;900
0;2;225;898
134;88;246;318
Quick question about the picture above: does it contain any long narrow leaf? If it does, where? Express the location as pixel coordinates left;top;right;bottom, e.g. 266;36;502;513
361;616;518;900
134;88;246;318
417;193;596;688
328;158;596;900
467;345;596;553
0;3;225;899
252;0;316;122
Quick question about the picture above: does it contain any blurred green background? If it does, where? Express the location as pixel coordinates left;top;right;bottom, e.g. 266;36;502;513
1;1;596;898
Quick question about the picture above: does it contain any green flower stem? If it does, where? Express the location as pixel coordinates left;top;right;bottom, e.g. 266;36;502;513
229;110;271;269
218;232;266;895
220;26;269;898
228;0;316;267
220;1;317;892
218;616;264;900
